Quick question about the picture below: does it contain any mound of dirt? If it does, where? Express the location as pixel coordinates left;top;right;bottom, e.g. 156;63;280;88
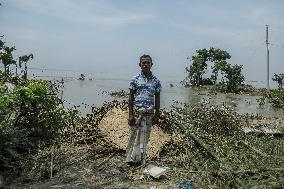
98;107;172;158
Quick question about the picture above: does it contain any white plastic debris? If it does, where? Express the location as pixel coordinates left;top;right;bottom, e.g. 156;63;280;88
143;164;170;178
242;127;261;134
149;186;157;189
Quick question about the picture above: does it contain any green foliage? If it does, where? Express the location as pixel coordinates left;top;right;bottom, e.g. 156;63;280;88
272;73;284;89
161;102;283;188
0;38;80;175
185;47;245;93
109;89;129;97
211;60;227;84
0;80;80;173
19;54;34;80
258;89;284;109
169;101;241;135
0;39;16;78
0;37;33;82
186;54;207;86
217;64;245;93
186;47;231;86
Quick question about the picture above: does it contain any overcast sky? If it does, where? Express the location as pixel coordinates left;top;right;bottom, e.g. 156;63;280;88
1;0;284;83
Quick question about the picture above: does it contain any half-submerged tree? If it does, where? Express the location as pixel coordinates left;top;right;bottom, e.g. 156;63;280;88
220;64;245;93
185;47;245;93
19;54;34;80
272;74;284;89
186;47;231;86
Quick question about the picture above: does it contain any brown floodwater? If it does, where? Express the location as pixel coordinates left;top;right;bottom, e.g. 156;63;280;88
60;78;284;117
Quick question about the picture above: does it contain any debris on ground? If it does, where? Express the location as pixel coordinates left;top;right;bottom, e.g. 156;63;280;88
7;100;284;189
143;164;170;179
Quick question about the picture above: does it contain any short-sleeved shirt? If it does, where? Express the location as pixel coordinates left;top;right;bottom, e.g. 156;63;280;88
129;72;161;108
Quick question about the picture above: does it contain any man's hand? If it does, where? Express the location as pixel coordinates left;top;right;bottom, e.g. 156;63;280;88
128;115;136;126
152;114;160;125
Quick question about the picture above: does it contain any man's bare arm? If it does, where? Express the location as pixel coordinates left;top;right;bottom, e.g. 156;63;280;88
128;89;135;125
153;92;160;124
154;92;160;115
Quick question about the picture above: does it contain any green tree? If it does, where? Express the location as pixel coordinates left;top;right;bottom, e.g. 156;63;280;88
185;47;245;93
272;74;284;89
211;60;228;84
186;47;231;86
19;54;34;80
222;64;245;93
0;38;80;175
0;39;16;79
186;52;207;86
0;38;33;83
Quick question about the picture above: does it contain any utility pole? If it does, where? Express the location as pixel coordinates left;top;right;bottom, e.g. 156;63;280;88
266;25;270;90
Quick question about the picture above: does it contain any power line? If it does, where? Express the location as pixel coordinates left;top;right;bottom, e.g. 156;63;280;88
270;26;284;31
270;43;284;48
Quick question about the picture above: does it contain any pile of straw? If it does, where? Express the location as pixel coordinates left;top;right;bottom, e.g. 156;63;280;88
98;107;171;158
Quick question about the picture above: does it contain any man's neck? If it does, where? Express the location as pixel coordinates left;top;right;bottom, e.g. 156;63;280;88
142;71;152;78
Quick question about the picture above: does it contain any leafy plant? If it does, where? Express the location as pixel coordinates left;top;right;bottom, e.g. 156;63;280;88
272;74;284;89
186;47;231;86
0;38;33;83
0;80;80;173
185;47;245;93
19;54;34;80
217;64;245;93
0;38;81;176
0;38;16;80
258;89;284;109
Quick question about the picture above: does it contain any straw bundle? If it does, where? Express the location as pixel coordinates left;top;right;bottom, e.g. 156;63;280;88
98;107;171;158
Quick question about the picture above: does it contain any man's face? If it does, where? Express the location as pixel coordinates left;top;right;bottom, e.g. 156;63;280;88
140;57;152;73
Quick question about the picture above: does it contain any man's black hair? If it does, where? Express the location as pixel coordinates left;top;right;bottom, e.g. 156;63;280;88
140;54;152;63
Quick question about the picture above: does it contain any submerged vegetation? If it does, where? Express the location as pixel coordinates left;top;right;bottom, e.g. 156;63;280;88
184;47;245;93
257;73;284;109
159;102;284;188
109;89;129;97
258;88;284;109
78;73;86;81
272;74;284;89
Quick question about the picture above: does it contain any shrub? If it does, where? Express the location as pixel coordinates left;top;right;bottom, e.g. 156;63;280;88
258;89;284;109
0;80;79;173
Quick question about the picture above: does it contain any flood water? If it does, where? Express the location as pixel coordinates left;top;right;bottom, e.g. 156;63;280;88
53;75;284;117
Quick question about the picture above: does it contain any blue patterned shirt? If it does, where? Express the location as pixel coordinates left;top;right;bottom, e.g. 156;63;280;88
129;72;161;108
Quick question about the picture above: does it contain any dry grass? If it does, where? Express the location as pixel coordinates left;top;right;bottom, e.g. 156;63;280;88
98;107;172;158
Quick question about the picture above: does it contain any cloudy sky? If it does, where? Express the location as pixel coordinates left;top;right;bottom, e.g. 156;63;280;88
1;0;284;83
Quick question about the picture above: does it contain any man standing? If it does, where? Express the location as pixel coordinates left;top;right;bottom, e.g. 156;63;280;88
125;54;161;167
